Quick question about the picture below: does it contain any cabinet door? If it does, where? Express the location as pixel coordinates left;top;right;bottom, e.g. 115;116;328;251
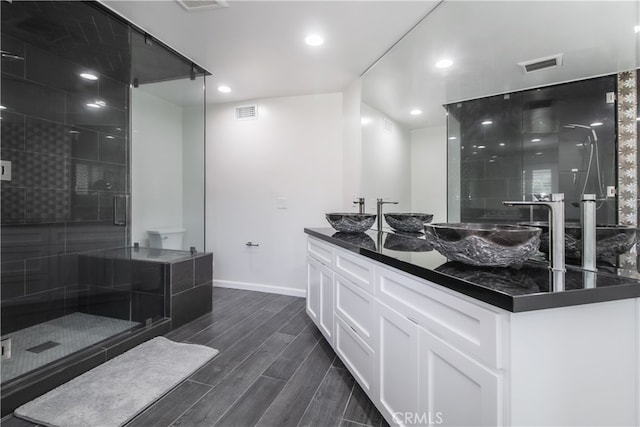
335;315;376;396
306;256;321;324
318;261;334;344
419;328;502;427
376;301;420;427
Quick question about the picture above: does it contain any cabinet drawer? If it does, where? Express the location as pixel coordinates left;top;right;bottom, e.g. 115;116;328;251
335;274;375;347
335;315;376;396
334;248;375;293
308;237;333;266
376;266;503;369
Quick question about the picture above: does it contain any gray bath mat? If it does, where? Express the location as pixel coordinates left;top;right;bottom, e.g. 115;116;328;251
14;336;218;427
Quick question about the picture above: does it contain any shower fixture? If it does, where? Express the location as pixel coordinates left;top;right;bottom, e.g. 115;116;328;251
563;123;605;206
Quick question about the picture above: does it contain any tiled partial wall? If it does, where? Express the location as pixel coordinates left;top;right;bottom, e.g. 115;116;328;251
617;70;638;270
0;4;130;335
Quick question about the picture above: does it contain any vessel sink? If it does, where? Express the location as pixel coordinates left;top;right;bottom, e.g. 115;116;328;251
384;213;433;233
424;223;541;267
325;213;376;233
520;222;638;259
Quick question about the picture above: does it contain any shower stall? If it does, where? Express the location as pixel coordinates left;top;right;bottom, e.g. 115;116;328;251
0;1;208;414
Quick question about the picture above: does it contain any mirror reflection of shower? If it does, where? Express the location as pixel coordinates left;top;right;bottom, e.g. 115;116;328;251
563;123;606;208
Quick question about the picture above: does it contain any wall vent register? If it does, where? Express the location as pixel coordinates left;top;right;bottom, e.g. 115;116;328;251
235;104;258;120
518;53;563;73
176;0;228;11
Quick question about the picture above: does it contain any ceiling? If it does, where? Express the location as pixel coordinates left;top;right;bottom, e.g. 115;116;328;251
101;0;440;105
361;0;640;129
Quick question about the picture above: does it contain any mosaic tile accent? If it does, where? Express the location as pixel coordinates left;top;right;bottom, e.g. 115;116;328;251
0;149;69;190
1;186;25;224
25;188;70;222
0;111;26;151
617;71;637;226
617;70;638;271
25;117;71;157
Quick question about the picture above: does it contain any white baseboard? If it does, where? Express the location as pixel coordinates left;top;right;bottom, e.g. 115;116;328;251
213;280;306;298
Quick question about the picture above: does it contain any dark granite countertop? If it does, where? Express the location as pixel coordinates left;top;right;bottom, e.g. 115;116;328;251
305;227;640;312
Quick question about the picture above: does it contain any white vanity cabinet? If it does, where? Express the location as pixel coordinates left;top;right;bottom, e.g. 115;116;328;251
304;234;640;427
419;327;502;426
375;265;504;427
376;300;420;427
306;239;334;344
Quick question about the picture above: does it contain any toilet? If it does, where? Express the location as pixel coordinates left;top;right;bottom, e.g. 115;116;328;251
147;227;186;250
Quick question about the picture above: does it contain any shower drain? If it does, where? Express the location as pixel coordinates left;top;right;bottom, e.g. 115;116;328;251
26;341;60;354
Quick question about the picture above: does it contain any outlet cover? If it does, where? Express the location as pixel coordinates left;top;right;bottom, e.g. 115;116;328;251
276;197;288;209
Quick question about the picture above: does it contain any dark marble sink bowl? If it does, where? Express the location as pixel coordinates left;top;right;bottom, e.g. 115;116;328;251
384;213;434;233
326;213;376;233
424;223;541;267
520;222;638;259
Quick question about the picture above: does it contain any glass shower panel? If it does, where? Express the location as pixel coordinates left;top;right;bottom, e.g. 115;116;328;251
447;75;617;225
130;31;206;252
0;1;134;384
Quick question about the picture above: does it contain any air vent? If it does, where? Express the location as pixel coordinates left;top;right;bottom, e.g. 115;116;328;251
518;53;563;73
235;105;258;121
176;0;228;11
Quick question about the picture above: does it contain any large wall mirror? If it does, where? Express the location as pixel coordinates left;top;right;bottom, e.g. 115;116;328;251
361;1;640;227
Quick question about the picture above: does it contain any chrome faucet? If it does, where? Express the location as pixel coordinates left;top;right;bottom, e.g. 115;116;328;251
503;193;565;273
580;194;597;272
376;198;398;231
353;197;366;214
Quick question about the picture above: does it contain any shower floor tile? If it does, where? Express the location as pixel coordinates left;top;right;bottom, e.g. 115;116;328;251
1;312;139;383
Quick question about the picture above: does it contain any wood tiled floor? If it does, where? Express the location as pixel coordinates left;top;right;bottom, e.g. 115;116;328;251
2;287;389;427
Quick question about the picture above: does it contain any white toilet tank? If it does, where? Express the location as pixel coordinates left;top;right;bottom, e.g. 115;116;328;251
147;227;186;250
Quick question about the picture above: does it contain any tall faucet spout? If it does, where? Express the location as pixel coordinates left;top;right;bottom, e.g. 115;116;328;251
581;194;597;272
376;198;399;231
503;193;565;273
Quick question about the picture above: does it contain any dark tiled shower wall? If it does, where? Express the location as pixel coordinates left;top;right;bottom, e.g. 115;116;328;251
1;29;129;333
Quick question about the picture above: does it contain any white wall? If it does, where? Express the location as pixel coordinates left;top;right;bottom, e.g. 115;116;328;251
131;89;184;247
360;102;411;217
342;80;362;209
206;93;344;296
411;124;448;223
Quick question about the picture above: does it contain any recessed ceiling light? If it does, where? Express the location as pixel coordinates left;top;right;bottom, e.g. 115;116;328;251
477;145;486;149
590;122;603;127
531;138;541;142
305;34;324;46
535;152;543;155
105;135;115;139
571;168;579;172
489;159;496;163
80;72;98;81
217;85;231;93
410;109;422;116
436;58;453;68
576;143;584;147
448;136;457;140
481;120;493;125
472;151;478;155
86;103;101;109
499;142;506;146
